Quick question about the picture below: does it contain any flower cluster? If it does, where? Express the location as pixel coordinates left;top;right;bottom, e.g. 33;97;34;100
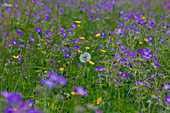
1;91;43;113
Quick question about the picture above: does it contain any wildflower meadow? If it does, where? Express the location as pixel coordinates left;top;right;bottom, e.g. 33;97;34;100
0;0;170;113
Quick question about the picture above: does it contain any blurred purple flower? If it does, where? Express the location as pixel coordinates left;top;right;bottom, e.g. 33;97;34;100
74;86;88;97
142;49;152;59
12;39;18;46
18;44;25;47
34;27;42;34
41;79;56;88
16;30;22;37
71;24;76;29
94;66;106;72
44;30;52;37
55;75;67;85
163;83;170;89
164;95;170;104
1;91;22;105
96;110;103;113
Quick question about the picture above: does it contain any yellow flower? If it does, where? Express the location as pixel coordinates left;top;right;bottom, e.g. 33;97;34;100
144;38;148;42
71;92;78;95
112;43;115;47
58;60;61;63
96;33;101;37
139;41;143;44
44;71;47;73
141;16;146;20
100;49;106;53
41;51;46;54
91;50;94;52
75;21;81;24
79;37;85;40
85;47;90;50
13;55;19;59
37;44;40;46
97;97;102;104
59;68;64;71
77;24;80;27
44;43;47;45
89;60;95;65
78;50;83;53
110;37;113;40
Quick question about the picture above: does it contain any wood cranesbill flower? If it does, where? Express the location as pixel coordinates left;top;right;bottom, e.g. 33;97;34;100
163;83;170;89
142;49;152;59
73;86;88;97
164;95;170;104
12;39;18;46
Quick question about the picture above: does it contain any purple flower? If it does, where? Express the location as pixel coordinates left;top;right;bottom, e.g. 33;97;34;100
163;83;170;89
18;102;28;110
55;75;67;85
34;27;42;34
71;24;76;29
44;30;52;37
59;8;64;15
18;44;25;47
125;72;130;78
154;62;161;67
94;66;106;72
74;86;88;97
18;56;22;62
115;28;124;34
16;30;22;37
114;53;121;62
68;30;74;34
47;72;58;80
96;110;103;113
164;95;170;104
28;100;35;109
101;31;106;37
12;39;18;46
1;91;22;105
142;49;152;59
44;16;50;21
64;52;71;58
41;79;56;88
119;10;124;14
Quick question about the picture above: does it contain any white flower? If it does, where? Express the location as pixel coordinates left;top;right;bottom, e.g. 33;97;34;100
3;3;13;7
79;52;91;63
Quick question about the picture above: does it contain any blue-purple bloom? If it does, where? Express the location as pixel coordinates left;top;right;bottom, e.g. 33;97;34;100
18;44;25;47
34;27;42;34
163;83;170;89
94;66;106;72
41;79;56;88
1;91;22;105
16;29;22;37
12;39;18;46
96;110;103;113
164;95;170;104
74;86;88;97
142;49;152;59
55;75;67;85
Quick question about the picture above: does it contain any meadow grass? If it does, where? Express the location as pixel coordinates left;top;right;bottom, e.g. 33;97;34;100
0;0;169;113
